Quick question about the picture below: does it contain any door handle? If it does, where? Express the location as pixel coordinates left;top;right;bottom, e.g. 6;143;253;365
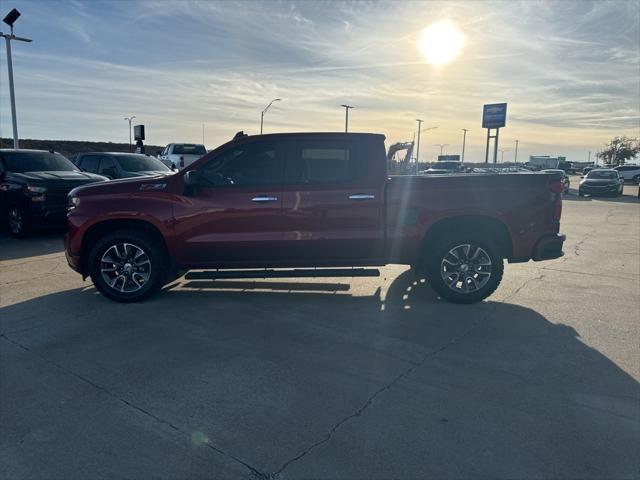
251;195;278;203
348;194;375;200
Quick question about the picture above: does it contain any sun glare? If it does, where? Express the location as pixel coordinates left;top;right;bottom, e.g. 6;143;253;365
419;20;465;65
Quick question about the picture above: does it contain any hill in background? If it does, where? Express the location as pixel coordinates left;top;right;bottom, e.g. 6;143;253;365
0;138;164;158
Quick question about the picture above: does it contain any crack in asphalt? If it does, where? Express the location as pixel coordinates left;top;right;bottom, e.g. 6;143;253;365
270;317;483;478
0;333;269;479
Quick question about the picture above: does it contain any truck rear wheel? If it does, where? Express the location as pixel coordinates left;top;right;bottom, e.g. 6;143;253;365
426;237;504;304
88;230;167;303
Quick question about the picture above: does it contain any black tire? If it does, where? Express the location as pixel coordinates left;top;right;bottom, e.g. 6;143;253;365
578;191;584;197
88;229;168;303
425;237;504;304
7;204;31;238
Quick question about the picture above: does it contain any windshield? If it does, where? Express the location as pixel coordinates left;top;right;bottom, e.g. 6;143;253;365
116;154;171;172
173;144;206;155
1;151;77;173
587;170;617;179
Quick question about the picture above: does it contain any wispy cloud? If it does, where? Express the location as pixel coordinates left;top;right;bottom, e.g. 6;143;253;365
0;0;638;162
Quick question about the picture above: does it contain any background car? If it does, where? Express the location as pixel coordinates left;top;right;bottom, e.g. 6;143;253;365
0;149;106;236
72;152;172;179
158;143;207;169
578;169;624;197
613;164;640;184
542;169;570;194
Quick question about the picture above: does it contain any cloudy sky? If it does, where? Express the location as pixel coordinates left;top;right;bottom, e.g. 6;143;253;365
0;0;638;162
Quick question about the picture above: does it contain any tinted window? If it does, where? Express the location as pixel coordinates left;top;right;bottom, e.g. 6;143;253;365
587;170;617;179
199;141;281;187
80;155;100;173
290;140;364;184
173;144;206;155
117;155;170;172
99;157;117;176
1;151;76;172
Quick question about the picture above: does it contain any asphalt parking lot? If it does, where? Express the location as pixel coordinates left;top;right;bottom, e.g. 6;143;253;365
1;177;639;480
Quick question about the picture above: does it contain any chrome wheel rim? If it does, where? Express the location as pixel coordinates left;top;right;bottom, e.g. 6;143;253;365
440;244;492;294
8;207;23;234
100;243;151;293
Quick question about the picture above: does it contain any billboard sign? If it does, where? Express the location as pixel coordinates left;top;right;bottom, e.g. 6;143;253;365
438;155;461;161
482;103;507;129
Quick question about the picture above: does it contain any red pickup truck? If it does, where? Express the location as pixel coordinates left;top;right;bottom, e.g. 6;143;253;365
65;132;565;304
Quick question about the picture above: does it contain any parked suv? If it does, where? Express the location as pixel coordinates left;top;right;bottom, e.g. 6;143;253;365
72;152;172;179
66;132;565;304
158;143;207;169
0;149;106;236
614;165;640;184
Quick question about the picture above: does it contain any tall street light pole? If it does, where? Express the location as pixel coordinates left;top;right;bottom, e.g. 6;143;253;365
260;98;281;135
124;116;136;152
1;9;32;149
500;149;508;162
461;128;469;164
434;143;450;156
415;119;423;173
514;139;519;163
341;104;354;132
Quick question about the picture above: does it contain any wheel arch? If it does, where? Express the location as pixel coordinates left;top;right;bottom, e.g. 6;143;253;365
419;214;513;267
80;218;170;276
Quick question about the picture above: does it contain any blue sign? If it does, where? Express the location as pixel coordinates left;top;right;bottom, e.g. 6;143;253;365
482;103;507;129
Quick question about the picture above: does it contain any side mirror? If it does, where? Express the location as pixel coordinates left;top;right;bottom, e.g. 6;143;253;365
184;170;199;196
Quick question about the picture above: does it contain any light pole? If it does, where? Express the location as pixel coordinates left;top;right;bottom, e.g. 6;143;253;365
260;98;281;135
461;128;469;163
434;143;450;156
514;139;519;163
341;104;354;132
499;148;508;162
416;123;437;174
1;9;32;149
124;116;136;152
415;119;423;173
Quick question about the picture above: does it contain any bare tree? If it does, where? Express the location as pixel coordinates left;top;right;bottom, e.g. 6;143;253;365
597;136;640;166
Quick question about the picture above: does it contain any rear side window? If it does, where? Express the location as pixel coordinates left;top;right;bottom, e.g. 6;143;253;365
289;140;365;184
79;155;100;173
173;144;206;155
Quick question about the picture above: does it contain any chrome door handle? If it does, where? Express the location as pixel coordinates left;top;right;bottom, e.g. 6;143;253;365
348;194;375;200
251;195;278;203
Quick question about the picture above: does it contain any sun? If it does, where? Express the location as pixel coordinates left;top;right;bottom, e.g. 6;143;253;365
419;20;465;65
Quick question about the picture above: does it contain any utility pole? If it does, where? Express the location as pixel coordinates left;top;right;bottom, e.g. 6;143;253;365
341;104;354;133
461;128;469;163
260;98;281;135
500;149;508;162
588;151;591;164
124;116;136;152
514;139;519;163
1;8;32;149
415;119;423;173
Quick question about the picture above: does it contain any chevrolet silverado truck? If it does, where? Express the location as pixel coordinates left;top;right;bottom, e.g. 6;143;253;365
65;132;565;304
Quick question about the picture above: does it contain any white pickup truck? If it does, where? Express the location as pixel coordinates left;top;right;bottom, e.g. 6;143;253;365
158;143;207;169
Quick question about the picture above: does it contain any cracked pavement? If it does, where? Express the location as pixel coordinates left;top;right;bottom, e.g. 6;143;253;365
1;179;639;479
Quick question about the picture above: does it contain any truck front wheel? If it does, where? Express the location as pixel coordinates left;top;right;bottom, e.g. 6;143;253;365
426;238;504;304
88;230;168;303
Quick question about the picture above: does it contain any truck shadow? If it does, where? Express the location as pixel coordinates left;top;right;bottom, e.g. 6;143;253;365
1;270;638;478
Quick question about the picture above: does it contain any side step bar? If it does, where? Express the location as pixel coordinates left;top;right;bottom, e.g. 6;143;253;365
185;268;380;280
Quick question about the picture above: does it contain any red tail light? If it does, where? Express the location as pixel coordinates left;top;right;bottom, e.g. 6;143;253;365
180;156;184;168
548;179;563;194
549;179;563;221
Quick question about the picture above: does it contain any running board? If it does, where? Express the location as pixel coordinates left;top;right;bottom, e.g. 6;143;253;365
185;268;380;280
